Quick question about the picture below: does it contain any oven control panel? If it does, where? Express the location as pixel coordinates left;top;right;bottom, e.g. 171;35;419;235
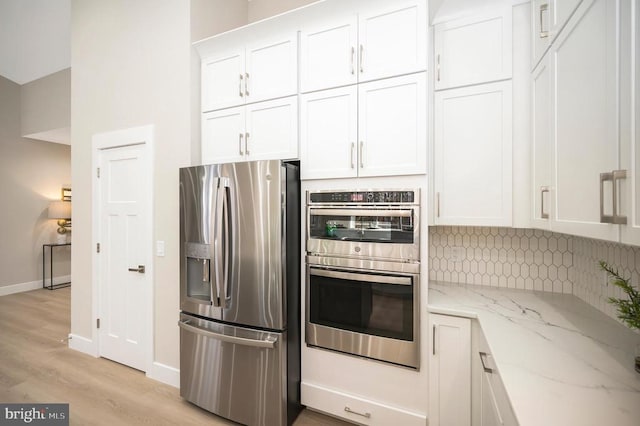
308;190;417;204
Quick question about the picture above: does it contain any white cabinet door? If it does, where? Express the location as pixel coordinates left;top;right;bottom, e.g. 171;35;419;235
245;33;298;104
434;8;512;90
434;81;512;226
358;1;427;83
245;96;298;161
358;73;427;177
202;50;245;112
551;0;619;241
619;0;639;246
531;56;552;229
551;0;583;35
300;18;358;93
300;87;358;180
202;107;246;165
428;314;471;426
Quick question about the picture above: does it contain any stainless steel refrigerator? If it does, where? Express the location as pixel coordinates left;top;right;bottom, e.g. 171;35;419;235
178;160;301;426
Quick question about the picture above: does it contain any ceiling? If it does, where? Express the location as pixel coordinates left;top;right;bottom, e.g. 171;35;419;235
0;0;70;85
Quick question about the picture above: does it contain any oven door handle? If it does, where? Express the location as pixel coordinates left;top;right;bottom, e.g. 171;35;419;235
310;267;412;286
308;208;412;217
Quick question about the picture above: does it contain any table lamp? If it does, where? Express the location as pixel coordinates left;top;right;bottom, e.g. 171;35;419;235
48;200;72;243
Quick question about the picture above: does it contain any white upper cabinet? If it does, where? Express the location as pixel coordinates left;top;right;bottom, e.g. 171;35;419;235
434;81;513;226
358;73;427;177
618;0;639;246
550;0;619;241
202;96;298;165
531;55;552;229
300;86;358;180
434;7;512;90
300;18;359;93
300;73;427;180
300;0;427;93
531;0;583;69
201;31;298;112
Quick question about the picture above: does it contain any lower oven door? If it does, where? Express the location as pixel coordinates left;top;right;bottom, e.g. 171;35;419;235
179;313;286;425
306;264;419;369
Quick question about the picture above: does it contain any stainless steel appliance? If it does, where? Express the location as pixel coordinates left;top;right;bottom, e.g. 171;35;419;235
179;160;301;426
305;190;420;369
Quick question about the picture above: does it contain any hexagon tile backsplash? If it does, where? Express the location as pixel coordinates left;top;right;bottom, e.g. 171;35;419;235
429;226;640;325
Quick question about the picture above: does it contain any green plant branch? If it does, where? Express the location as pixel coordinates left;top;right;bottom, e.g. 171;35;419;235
599;260;640;330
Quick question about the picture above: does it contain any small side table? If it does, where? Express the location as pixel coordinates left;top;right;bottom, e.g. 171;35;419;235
43;243;71;290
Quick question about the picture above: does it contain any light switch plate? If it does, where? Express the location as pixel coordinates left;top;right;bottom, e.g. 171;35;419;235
156;240;165;257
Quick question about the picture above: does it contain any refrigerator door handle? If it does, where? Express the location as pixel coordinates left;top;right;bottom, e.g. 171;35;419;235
178;319;277;349
212;178;227;307
222;181;231;308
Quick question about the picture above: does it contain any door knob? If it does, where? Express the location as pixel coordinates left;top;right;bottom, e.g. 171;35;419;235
128;265;145;273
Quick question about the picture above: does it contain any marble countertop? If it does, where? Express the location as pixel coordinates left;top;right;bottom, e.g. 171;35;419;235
428;282;640;426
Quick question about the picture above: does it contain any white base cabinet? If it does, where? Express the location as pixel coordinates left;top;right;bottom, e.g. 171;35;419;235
302;382;426;426
428;314;471;426
433;81;513;226
472;322;517;426
202;96;298;165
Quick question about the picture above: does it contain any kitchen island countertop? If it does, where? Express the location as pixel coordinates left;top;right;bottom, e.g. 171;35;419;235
428;281;640;426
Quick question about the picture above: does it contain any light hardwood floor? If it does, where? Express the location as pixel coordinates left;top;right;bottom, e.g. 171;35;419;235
0;288;350;426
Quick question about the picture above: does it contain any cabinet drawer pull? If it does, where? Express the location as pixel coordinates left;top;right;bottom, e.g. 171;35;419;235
539;3;549;38
540;186;549;219
479;351;493;373
359;141;364;168
359;44;364;73
344;406;371;419
239;133;244;155
245;132;250;156
239;74;244;97
245;72;250;97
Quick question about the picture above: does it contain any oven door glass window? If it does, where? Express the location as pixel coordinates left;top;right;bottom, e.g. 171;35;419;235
309;267;414;341
308;209;414;244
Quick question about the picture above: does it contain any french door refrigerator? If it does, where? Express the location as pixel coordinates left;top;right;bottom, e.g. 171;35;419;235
179;160;301;426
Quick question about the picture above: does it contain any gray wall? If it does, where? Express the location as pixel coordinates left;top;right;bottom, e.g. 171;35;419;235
0;75;71;289
20;68;71;140
248;0;319;23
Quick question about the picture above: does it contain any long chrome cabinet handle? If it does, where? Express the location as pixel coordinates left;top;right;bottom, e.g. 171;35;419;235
359;44;364;73
539;3;549;38
540;186;549;219
238;133;244;155
432;325;436;355
436;54;441;82
245;132;250;155
436;192;441;218
244;72;250;97
350;142;355;169
479;352;493;373
344;407;370;419
359;141;364;168
350;46;355;75
178;320;277;349
612;170;628;224
600;172;614;223
239;74;243;97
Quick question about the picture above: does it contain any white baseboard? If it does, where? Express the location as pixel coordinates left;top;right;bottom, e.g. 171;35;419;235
0;275;70;296
147;361;180;388
68;333;98;357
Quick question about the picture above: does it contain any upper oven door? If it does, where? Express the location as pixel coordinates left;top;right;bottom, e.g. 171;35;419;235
306;206;420;261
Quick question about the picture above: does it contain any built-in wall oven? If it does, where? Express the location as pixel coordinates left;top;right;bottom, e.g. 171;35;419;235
305;190;420;369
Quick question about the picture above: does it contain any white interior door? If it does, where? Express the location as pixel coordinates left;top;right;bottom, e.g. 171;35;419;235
97;139;151;372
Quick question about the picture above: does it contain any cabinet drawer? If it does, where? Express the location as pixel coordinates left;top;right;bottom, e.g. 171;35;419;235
301;382;426;426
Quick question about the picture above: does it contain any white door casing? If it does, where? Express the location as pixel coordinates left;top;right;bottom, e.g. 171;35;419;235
93;125;153;372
